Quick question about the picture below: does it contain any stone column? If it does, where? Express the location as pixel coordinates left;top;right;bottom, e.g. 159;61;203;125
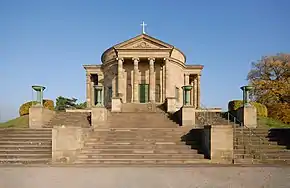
164;58;170;98
184;73;190;85
117;57;124;100
162;64;166;102
86;73;91;108
194;75;197;108
148;57;155;103
191;80;194;106
197;74;201;108
91;77;95;107
132;57;140;103
160;67;163;102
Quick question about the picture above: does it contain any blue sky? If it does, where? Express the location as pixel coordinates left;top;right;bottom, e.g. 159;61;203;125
0;0;289;122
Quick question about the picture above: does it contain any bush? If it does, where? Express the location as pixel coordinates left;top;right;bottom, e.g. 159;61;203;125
228;100;268;117
19;99;54;116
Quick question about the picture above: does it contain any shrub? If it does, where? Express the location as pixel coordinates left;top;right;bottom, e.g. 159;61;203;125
19;99;54;116
228;100;268;117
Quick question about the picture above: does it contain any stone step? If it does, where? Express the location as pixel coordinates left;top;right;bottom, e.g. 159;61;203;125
0;141;51;146
0;158;51;164
0;145;52;149
79;148;198;154
0;129;52;132
86;138;185;142
234;140;279;145
84;144;192;150
0;138;51;141
0;150;51;154
259;159;290;165
84;141;195;145
0;153;51;159
77;153;204;159
0;134;52;137
74;158;209;165
234;158;260;164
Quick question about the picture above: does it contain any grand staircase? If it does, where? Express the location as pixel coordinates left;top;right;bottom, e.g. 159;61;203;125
0;128;52;164
74;104;208;165
234;128;290;164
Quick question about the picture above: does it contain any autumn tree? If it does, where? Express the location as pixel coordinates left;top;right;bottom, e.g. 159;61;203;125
247;53;290;123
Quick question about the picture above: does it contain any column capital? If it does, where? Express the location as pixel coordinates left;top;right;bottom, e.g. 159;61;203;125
148;57;155;62
132;57;140;62
184;73;190;76
163;57;169;62
116;57;124;62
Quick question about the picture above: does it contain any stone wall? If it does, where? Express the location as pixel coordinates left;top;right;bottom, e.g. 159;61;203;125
203;125;234;164
52;127;91;163
29;106;55;128
166;60;184;108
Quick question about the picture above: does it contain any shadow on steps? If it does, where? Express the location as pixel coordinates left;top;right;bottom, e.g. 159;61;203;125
267;128;290;149
181;129;208;159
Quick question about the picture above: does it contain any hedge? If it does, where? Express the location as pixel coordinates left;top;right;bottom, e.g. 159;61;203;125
19;99;54;116
228;100;268;117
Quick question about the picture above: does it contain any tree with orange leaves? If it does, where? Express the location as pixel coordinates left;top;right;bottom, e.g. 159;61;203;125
247;53;290;123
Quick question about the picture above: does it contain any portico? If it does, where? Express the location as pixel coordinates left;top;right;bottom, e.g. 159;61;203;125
83;33;203;112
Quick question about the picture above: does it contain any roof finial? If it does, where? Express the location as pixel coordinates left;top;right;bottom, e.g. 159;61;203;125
140;21;147;34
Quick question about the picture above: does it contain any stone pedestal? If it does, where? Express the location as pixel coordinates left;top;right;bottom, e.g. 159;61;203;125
29;106;55;128
181;106;195;126
166;97;176;113
111;97;122;112
237;106;257;128
91;107;108;128
203;125;233;164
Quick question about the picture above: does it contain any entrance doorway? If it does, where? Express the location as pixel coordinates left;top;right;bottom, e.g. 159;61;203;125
139;84;149;103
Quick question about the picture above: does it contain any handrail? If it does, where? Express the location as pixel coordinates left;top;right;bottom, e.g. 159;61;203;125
197;104;268;162
224;111;268;162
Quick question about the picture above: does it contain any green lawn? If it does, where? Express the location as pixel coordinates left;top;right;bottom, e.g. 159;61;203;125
258;116;290;128
0;115;29;128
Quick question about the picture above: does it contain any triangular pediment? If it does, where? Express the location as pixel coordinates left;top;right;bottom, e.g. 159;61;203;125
114;34;173;50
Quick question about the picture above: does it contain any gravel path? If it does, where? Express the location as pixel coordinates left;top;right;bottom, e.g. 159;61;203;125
0;166;289;188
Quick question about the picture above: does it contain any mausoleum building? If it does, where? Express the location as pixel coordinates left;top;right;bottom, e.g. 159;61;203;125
83;34;203;111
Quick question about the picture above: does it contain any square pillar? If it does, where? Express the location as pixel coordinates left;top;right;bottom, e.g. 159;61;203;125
162;64;166;102
184;73;190;85
117;57;124;101
86;73;91;108
197;74;201;108
194;75;197;108
164;58;170;98
133;57;140;103
148;57;155;103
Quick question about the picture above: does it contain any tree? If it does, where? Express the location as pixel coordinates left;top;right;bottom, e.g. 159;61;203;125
247;53;290;123
55;96;78;111
55;96;87;111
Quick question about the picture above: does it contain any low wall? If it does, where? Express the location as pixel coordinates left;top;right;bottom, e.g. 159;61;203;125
52;127;91;163
202;125;234;164
65;109;92;113
29;106;55;128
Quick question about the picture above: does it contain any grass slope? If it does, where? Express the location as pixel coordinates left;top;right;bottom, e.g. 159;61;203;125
0;115;29;128
258;117;289;128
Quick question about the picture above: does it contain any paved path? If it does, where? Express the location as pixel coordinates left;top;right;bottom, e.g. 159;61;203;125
0;166;290;188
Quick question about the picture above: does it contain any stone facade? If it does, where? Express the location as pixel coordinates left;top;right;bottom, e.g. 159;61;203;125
84;34;203;111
